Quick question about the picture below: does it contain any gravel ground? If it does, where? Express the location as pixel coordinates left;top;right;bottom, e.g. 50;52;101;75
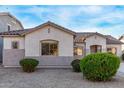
0;68;124;88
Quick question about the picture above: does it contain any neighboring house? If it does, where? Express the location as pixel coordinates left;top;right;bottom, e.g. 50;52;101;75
0;12;23;32
75;33;122;57
0;12;24;62
119;35;124;53
0;21;123;67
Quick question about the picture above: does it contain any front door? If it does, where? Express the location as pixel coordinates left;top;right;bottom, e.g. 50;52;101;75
90;45;102;53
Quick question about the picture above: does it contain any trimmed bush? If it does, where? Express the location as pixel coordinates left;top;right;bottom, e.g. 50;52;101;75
71;59;81;72
107;52;115;55
122;53;124;61
20;58;39;73
80;53;120;81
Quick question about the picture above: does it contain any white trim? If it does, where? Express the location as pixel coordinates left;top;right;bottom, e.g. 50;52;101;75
11;20;17;24
7;24;11;31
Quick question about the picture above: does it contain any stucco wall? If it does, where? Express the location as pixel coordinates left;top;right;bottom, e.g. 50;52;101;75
0;15;23;32
2;49;75;68
3;49;25;66
107;44;122;56
0;14;23;63
120;38;124;51
25;26;74;56
3;37;25;49
85;35;106;55
25;56;74;67
0;37;3;62
2;49;83;68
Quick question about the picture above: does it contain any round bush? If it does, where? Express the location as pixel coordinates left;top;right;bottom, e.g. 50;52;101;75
107;52;115;55
80;53;120;81
71;59;81;72
20;58;39;72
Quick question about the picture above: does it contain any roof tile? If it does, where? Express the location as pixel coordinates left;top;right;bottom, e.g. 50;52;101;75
0;21;122;44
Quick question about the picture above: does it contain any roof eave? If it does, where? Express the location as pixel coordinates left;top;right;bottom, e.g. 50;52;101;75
0;35;22;37
20;22;76;36
107;42;124;44
119;36;123;40
8;13;24;29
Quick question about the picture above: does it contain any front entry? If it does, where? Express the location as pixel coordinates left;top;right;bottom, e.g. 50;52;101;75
90;45;102;53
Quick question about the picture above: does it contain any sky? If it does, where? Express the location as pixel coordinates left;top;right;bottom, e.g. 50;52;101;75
0;5;124;38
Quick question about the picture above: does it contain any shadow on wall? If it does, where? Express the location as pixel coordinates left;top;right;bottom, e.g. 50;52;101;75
0;37;3;63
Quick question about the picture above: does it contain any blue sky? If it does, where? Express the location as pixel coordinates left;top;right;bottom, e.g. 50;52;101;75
0;5;124;38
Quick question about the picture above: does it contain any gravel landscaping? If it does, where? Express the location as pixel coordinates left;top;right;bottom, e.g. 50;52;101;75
0;67;124;88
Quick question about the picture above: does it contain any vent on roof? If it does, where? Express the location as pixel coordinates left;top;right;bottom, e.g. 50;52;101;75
48;28;50;33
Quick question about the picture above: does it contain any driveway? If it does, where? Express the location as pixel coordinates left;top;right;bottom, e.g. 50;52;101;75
0;67;124;88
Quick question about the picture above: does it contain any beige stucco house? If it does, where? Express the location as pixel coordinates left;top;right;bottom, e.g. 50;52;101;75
0;21;123;68
0;12;24;63
119;35;124;52
0;12;23;32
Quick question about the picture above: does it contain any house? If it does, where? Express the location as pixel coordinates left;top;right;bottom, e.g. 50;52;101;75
75;33;122;57
0;21;123;68
0;12;23;32
0;12;24;63
119;35;124;53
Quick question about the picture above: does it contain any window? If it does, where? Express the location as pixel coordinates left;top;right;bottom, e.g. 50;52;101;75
74;47;83;56
90;45;102;53
12;41;19;49
7;25;11;31
107;47;117;54
41;40;58;56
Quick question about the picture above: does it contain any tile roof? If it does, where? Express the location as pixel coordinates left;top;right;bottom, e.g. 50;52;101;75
105;35;123;44
0;29;31;36
0;21;122;44
74;32;94;43
0;21;75;36
74;32;123;44
119;35;124;40
74;32;106;43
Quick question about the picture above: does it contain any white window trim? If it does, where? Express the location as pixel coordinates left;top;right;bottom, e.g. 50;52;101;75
7;24;11;31
40;40;59;56
12;20;16;24
11;41;19;49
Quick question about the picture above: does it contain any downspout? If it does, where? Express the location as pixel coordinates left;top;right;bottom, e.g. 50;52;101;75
73;35;76;59
83;38;86;57
84;41;86;57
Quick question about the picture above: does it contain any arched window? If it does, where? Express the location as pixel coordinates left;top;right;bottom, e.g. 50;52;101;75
41;40;58;56
90;45;102;53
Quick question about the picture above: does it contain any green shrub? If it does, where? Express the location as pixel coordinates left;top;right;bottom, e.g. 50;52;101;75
107;52;115;55
71;59;81;72
80;53;120;81
20;58;39;73
122;53;124;61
